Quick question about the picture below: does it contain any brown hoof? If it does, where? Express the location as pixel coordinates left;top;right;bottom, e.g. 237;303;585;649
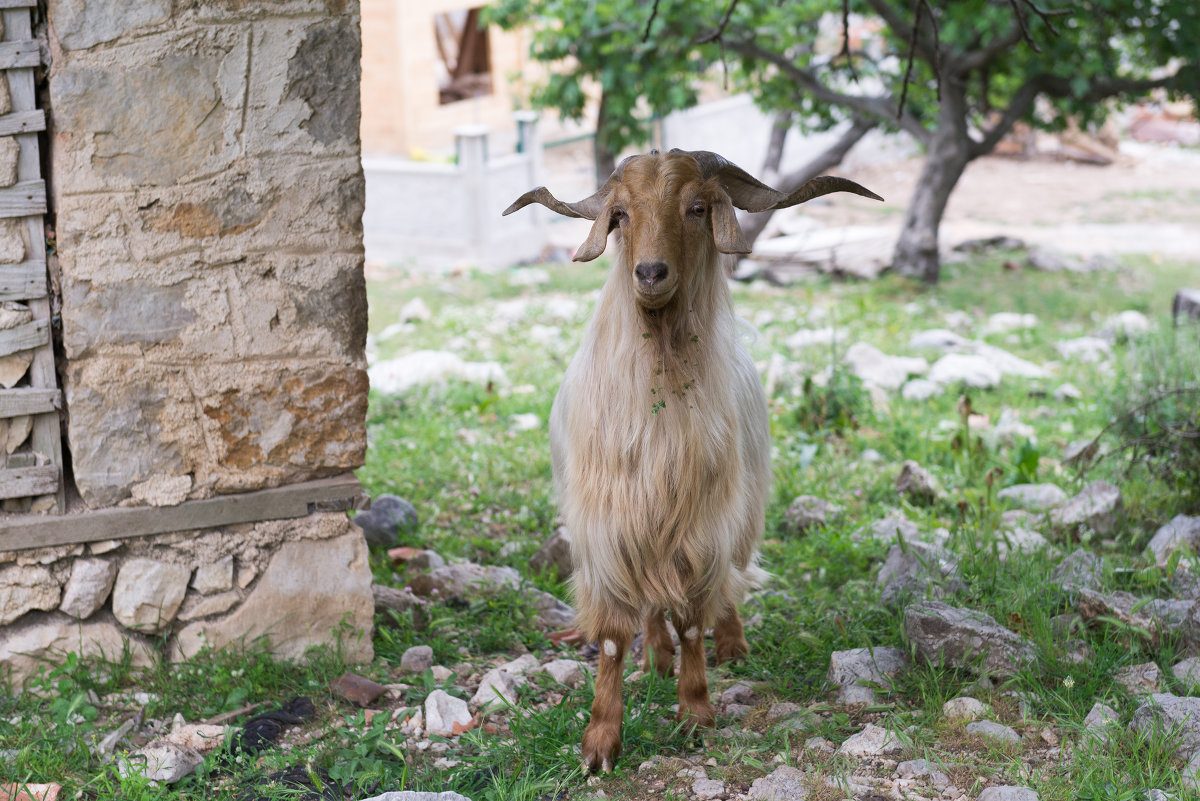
581;721;622;774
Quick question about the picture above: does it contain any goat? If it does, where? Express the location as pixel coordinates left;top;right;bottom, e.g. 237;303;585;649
504;149;881;772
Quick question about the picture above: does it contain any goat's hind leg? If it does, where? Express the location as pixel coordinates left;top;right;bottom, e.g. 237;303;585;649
713;604;749;664
642;608;675;677
582;628;631;773
673;607;715;730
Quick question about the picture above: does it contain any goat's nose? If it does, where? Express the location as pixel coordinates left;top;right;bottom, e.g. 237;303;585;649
634;261;669;288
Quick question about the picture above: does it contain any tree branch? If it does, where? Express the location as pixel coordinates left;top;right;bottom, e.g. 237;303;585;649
969;76;1041;157
950;23;1024;73
861;0;935;63
698;0;740;43
725;38;931;144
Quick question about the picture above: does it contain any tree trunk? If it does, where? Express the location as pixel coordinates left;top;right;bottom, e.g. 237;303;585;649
739;116;876;251
593;91;617;187
760;111;794;184
892;83;972;283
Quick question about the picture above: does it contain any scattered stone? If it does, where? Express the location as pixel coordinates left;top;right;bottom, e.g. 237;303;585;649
943;696;987;722
1116;662;1162;694
401;645;435;675
909;329;968;350
765;701;806;720
984;313;1038;335
837;723;903;756
409;550;446;571
1054;383;1083;402
859;515;922;545
1144;791;1175;801
368;351;506;396
996;484;1068;511
692;778;725;800
409;563;520;598
529;527;573;578
971;343;1050;380
901;378;942;400
355;495;419;548
1184;752;1200;792
897;758;951;789
827;647;908;704
331;673;387;707
724;703;753;720
117;741;203;785
176;590;240;622
1171;568;1200;600
164;717;227;754
966;720;1021;745
747;765;808;800
111;559;190;633
1174;289;1200;324
0;615;155;688
1077;589;1195;645
424;690;473;737
0;566;61;626
782;495;842;535
129;474;192;507
58;559;118;620
357;793;475;801
0;783;61;801
191;556;234;594
977;788;1039;801
374;584;421;615
1054;336;1112;363
896;460;940;503
1101;310;1151;340
878;540;959;607
1173;657;1200;690
784;326;836;351
1051;549;1104;592
93;718;137;757
805;736;834;754
1083;701;1119;743
529;590;576;630
1050;481;1122;534
1130;694;1200;758
1146;515;1200;568
844;342;928;391
995;528;1052;561
904;601;1036;676
399;297;433;323
720;683;757;706
927;353;1002;388
536;659;587;688
471;668;521;711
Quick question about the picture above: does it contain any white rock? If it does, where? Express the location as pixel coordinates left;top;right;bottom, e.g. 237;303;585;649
368;351;507;395
1115;662;1162;694
1146;515;1200;567
901;378;941;400
399;297;433;322
837;723;902;756
471;668;521;711
176;590;240;621
1173;657;1200;690
509;413;541;432
117;741;203;785
59;559;118;619
692;778;725;799
111;559;191;632
996;484;1068;511
129;474;192;507
785;326;836;351
943;696;987;722
827;646;908;704
978;787;1039;801
191;556;234;594
538;659;587;687
943;310;972;330
508;267;550;287
1054;383;1083;401
747;765;808;800
400;645;434;675
996;527;1051;560
844;342;928;390
1083;701;1119;743
971;342;1050;379
909;329;968;350
1050;481;1122;534
1055;337;1112;363
966;720;1020;744
165;717;228;753
984;312;1038;335
927;353;1002;388
1101;310;1151;340
0;565;61;626
543;297;581;320
425;690;473;736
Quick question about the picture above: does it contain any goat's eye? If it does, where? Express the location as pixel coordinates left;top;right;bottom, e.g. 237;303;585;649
611;209;626;223
689;202;706;217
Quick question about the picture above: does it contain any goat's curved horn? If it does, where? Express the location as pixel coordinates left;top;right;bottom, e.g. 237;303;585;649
672;148;883;212
503;156;636;219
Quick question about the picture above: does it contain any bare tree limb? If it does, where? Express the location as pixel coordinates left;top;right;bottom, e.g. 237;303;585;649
699;0;740;44
725;38;931;144
862;0;935;62
896;0;924;119
836;0;860;83
642;0;661;43
951;23;1025;73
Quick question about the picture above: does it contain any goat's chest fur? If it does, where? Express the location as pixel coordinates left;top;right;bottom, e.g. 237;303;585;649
549;284;770;631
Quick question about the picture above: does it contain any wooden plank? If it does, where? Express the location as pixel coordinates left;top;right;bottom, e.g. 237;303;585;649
0;40;38;70
0;1;35;8
0;259;44;300
0;318;46;357
6;5;63;515
0;474;364;551
0;464;57;499
0;180;44;217
0;109;43;137
0;388;59;417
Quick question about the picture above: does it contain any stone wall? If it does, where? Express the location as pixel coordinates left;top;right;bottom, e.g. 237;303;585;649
0;512;374;686
47;0;369;509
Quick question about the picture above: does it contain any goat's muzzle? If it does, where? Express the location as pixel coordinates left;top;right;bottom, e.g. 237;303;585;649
633;260;673;307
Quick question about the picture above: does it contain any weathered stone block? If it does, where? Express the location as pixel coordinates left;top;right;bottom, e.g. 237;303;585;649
0;218;25;264
48;0;172;51
0;137;19;188
0;565;61;625
172;532;373;662
59;558;118;619
62;280;199;357
111;558;190;632
0;612;155;688
192;556;234;594
176;590;240;622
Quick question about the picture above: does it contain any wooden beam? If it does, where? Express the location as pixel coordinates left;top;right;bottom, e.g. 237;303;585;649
0;464;57;500
0;388;59;417
0;1;36;8
0;473;365;551
0;180;45;218
0;260;45;301
0;109;43;137
0;40;38;70
0;318;46;357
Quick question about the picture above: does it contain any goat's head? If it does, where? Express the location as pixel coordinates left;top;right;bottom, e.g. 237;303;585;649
504;149;882;310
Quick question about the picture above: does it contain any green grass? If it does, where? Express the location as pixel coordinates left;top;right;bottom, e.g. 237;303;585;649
5;253;1200;799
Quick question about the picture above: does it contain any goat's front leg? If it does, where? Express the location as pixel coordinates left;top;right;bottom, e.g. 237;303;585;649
582;630;631;773
642;608;675;676
673;608;715;729
713;604;749;664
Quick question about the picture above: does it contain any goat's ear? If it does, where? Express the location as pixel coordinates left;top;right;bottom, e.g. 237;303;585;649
711;194;750;255
572;211;611;262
